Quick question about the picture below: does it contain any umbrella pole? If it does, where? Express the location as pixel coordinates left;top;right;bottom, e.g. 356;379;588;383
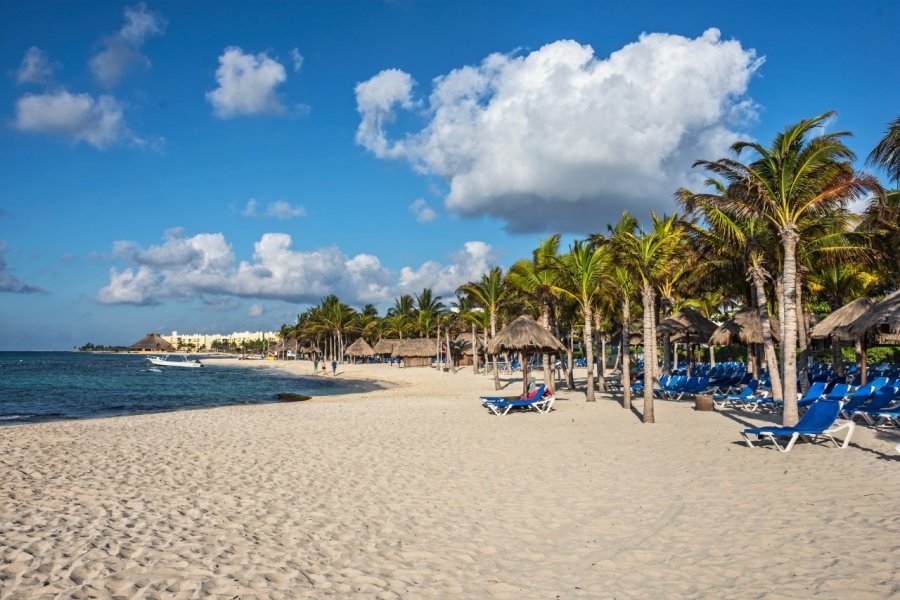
522;352;528;396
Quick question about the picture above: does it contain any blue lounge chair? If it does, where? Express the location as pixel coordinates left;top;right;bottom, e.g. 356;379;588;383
838;385;875;419
481;385;554;415
741;399;855;453
850;388;897;425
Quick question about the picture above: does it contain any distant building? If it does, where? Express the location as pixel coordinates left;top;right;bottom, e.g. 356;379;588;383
160;330;278;352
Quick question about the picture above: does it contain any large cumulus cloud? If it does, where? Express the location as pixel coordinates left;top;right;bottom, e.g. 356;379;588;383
355;29;763;233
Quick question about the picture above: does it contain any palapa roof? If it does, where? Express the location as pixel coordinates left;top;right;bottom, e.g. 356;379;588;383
373;338;396;354
486;315;566;354
345;337;375;356
453;331;483;355
809;297;875;341
391;338;437;358
130;332;175;352
848;290;900;344
709;309;781;346
658;308;717;343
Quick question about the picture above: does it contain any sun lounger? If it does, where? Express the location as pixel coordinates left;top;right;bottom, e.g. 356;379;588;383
481;385;554;415
741;399;855;453
850;387;898;425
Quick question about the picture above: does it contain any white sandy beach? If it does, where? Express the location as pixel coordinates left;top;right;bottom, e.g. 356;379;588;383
1;360;899;599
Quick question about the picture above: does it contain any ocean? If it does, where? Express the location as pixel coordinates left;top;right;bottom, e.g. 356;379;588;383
0;352;367;425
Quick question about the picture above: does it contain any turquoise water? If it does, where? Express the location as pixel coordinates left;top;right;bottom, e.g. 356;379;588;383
0;352;366;425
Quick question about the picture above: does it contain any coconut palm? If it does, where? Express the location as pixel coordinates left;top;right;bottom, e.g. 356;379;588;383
613;212;684;423
458;267;509;390
868;115;900;185
414;288;445;338
552;240;610;402
508;234;561;392
386;295;416;339
691;112;883;425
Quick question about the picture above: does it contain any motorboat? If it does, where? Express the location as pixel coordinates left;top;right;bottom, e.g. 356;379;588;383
146;354;203;368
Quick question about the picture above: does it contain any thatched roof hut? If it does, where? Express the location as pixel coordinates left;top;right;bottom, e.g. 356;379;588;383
345;338;375;357
131;333;175;352
373;338;396;355
453;332;482;356
709;310;781;346
486;315;565;355
391;338;437;367
848;290;900;344
658;308;717;343
810;297;875;341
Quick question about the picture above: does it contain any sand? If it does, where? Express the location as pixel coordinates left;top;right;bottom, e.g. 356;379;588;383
1;360;899;599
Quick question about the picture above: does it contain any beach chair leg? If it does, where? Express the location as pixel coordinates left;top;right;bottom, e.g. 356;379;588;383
741;432;757;448
779;433;801;453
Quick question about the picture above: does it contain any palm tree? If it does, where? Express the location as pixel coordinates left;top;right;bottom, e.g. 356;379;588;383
691;112;882;425
614;212;684;423
677;190;783;402
414;288;445;338
553;240;610;402
458;267;509;390
868;115;900;185
508;234;561;392
386;295;416;339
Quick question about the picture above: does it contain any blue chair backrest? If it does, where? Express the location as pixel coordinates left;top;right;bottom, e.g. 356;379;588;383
864;388;895;412
869;377;889;389
795;399;841;432
800;381;827;402
824;383;849;401
843;385;875;411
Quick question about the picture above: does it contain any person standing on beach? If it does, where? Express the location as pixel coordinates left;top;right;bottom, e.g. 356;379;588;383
331;360;337;376
314;357;319;374
321;361;327;376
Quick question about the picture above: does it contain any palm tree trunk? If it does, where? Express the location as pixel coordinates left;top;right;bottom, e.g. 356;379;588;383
832;337;844;377
541;303;553;393
566;329;576;390
622;297;632;410
599;331;607;393
471;323;478;374
642;284;655;423
673;342;679;371
661;297;672;375
749;266;783;403
583;303;595;402
491;311;500;390
483;326;489;377
796;270;810;394
709;344;715;367
780;226;800;427
776;278;785;384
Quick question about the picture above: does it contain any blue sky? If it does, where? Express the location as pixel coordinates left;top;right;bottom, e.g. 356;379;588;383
1;0;898;350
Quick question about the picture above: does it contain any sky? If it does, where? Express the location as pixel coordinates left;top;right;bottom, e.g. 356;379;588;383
1;0;898;350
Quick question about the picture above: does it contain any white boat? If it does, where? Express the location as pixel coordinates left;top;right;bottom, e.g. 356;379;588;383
147;355;203;368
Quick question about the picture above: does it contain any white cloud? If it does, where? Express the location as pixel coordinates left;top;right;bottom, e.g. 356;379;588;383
241;198;258;216
13;90;147;149
206;47;288;118
290;48;304;72
354;68;415;157
238;198;305;219
355;29;763;232
16;47;55;84
409;198;436;223
0;241;45;294
97;230;493;306
266;200;306;219
397;241;495;296
89;3;166;87
248;303;264;317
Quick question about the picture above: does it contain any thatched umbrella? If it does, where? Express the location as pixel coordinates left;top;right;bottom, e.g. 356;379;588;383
847;290;900;382
345;338;375;363
658;308;718;371
709;309;781;345
709;310;780;379
486;315;566;395
809;297;875;377
131;333;175;352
